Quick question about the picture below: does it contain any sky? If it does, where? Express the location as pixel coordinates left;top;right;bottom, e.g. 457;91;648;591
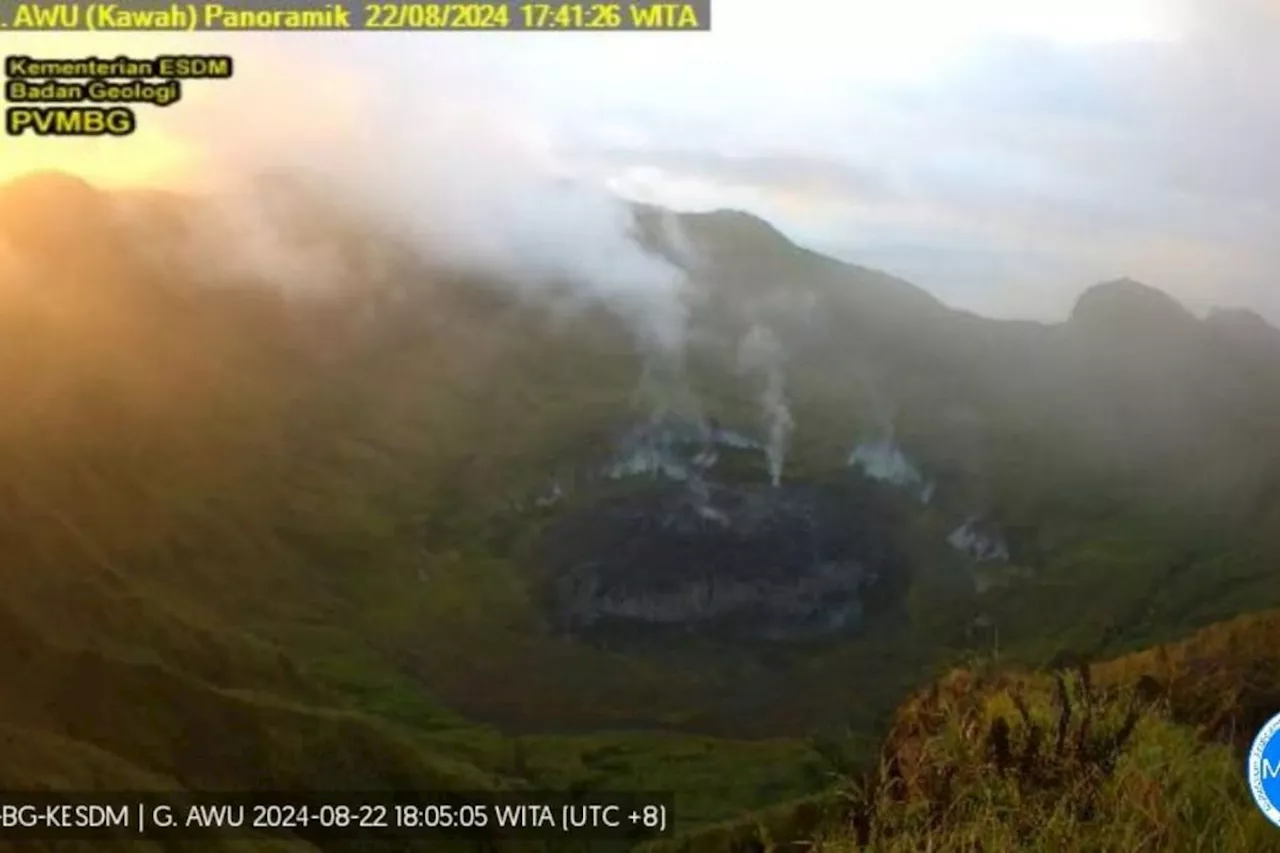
7;0;1280;323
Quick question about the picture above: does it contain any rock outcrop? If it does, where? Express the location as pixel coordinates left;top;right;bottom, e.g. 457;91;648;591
544;474;908;641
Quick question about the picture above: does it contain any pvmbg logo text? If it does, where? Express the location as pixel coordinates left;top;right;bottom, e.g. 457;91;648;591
1248;712;1280;827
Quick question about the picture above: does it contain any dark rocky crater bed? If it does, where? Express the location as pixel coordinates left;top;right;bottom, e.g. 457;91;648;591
540;476;912;643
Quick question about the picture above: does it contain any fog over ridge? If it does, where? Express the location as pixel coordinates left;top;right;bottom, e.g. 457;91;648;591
7;1;1280;327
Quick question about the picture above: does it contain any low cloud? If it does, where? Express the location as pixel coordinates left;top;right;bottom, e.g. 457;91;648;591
10;2;1280;325
9;34;693;353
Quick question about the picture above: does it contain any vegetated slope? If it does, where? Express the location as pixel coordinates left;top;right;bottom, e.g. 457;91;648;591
0;173;512;832
0;171;820;846
7;169;1280;851
652;607;1280;852
614;204;1280;730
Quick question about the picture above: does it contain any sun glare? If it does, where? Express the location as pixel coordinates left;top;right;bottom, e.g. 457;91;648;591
1;129;200;189
0;1;1187;188
0;32;209;190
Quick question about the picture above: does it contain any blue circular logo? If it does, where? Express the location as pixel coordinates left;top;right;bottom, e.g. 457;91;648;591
1248;712;1280;827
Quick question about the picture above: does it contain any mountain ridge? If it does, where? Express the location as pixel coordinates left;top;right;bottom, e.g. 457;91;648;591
4;169;1253;331
4;169;1280;850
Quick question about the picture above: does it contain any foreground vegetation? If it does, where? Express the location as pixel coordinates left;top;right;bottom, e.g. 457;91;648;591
6;173;1280;851
657;608;1280;851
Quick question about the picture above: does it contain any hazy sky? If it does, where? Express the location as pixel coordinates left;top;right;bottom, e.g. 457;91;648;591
9;0;1280;322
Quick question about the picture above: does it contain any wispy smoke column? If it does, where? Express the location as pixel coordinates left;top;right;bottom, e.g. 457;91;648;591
165;51;699;358
857;365;898;439
624;209;704;423
632;346;708;443
657;207;698;272
737;322;793;487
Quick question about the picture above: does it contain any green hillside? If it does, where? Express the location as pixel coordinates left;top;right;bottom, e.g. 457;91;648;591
654;607;1280;852
3;171;1280;851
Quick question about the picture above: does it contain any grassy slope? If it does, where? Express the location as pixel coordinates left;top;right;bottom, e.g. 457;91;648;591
8;176;1280;851
0;175;821;846
654;607;1280;852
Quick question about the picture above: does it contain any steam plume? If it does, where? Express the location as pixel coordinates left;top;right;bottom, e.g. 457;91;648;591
134;42;698;357
857;365;898;439
737;322;794;486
